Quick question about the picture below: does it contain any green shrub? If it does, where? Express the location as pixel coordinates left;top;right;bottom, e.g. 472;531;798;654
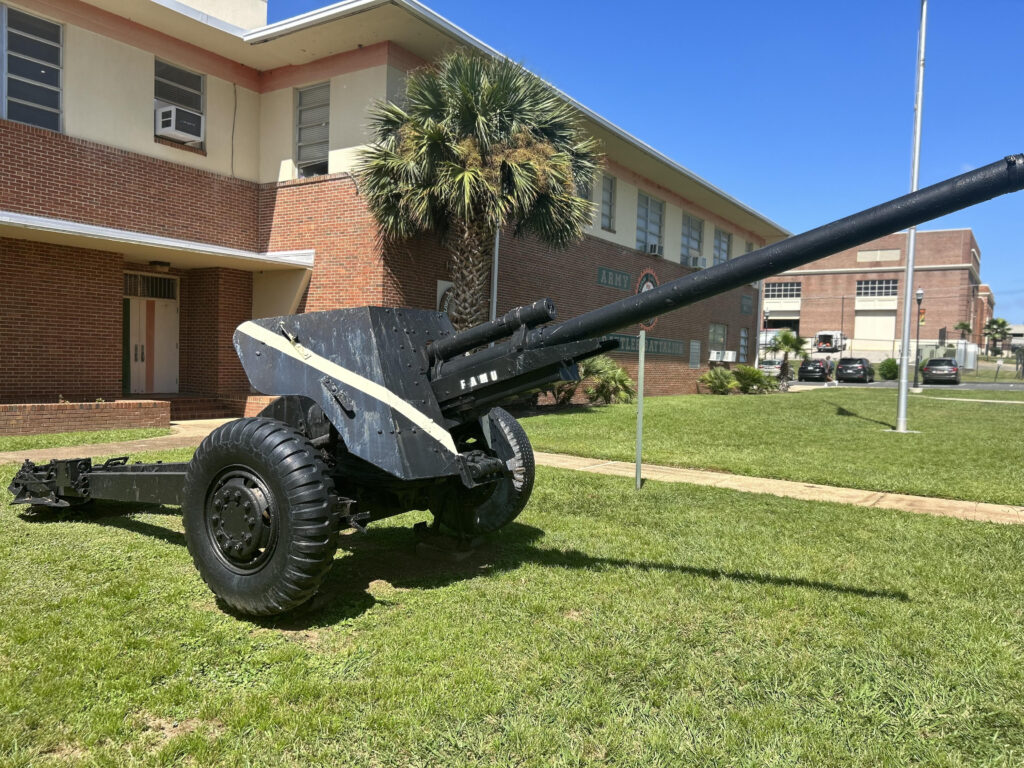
582;355;637;405
699;366;738;395
877;358;899;380
733;365;770;394
550;355;636;406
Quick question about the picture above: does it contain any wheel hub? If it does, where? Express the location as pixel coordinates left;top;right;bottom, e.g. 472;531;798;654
206;471;276;569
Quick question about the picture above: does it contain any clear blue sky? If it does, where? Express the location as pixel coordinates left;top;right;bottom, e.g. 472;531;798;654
269;0;1024;323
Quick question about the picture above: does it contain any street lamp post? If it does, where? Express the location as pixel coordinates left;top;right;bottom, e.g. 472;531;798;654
762;310;770;361
913;288;924;387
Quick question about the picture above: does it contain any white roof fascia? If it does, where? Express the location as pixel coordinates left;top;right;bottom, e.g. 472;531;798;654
151;0;250;36
244;0;790;238
1;211;314;268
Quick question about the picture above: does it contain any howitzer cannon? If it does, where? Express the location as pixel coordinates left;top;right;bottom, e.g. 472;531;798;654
9;155;1024;615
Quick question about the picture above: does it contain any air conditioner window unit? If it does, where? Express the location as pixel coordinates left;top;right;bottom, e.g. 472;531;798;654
155;105;204;143
647;243;663;256
723;350;737;362
708;350;724;362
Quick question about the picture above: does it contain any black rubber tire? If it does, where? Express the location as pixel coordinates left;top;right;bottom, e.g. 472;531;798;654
436;407;535;536
474;407;535;533
182;418;337;616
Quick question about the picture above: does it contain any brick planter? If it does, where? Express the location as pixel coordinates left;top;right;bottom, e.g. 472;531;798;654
0;400;171;436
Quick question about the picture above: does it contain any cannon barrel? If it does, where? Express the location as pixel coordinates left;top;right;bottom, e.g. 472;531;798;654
526;154;1024;349
429;298;556;361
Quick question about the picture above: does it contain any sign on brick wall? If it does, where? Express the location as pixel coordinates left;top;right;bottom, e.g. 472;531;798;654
597;267;631;291
605;333;686;357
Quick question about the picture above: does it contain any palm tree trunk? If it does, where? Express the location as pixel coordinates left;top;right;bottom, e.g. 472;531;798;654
446;219;494;331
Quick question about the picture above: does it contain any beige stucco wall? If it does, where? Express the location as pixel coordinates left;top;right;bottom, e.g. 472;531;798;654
63;25;260;180
328;64;389;174
259;88;295;183
252;269;311;318
258;65;390;182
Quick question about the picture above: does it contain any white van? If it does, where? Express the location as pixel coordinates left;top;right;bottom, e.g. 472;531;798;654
813;331;847;353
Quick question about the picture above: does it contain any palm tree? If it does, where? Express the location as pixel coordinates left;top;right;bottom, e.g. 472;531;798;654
954;321;972;341
767;329;809;381
983;317;1010;355
358;51;602;330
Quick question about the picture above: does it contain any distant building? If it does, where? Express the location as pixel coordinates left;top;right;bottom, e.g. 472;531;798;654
761;229;995;360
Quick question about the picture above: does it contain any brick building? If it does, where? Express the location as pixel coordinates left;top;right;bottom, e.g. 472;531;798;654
761;229;996;361
0;0;787;415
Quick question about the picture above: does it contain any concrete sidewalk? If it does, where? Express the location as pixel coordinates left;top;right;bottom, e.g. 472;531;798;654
0;419;234;465
2;420;1020;525
536;452;1024;526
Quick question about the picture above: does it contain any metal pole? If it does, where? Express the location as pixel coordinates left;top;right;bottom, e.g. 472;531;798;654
489;229;500;323
896;0;928;432
913;294;923;387
635;330;646;491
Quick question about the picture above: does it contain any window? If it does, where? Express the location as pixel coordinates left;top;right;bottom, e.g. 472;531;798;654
856;279;899;297
764;281;802;299
577;177;591;201
746;241;755;254
682;214;704;267
709;323;727;352
636;192;664;254
124;273;178;300
739;327;749;362
601;175;616;231
296;82;329;177
740;294;753;314
689;340;701;369
713;228;732;266
155;59;203;114
2;6;62;131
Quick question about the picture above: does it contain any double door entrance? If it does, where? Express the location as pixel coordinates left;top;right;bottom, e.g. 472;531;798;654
123;273;179;394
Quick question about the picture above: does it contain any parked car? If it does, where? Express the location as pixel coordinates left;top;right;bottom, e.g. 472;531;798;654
836;357;875;383
759;359;783;377
921;358;961;384
798;359;829;382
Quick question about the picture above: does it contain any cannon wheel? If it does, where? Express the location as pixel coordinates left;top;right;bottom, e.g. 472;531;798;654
435;407;535;535
182;418;338;616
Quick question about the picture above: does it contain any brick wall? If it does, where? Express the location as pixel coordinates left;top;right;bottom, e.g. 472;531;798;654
0;120;259;250
0;399;170;436
180;268;253;393
258;174;385;310
0;238;123;403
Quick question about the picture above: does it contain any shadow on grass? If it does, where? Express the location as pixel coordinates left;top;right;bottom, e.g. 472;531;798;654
19;505;909;628
829;402;896;429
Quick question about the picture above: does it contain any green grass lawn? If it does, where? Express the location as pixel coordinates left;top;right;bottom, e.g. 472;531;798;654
961;362;1023;383
0;427;171;454
4;458;1024;766
521;389;1024;506
916;390;1024;402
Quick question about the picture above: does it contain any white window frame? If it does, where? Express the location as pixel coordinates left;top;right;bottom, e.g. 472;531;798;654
601;175;616;232
739;327;749;362
713;228;732;266
636;191;664;254
682;213;704;267
764;281;802;299
295;81;330;178
1;5;63;132
856;279;899;297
